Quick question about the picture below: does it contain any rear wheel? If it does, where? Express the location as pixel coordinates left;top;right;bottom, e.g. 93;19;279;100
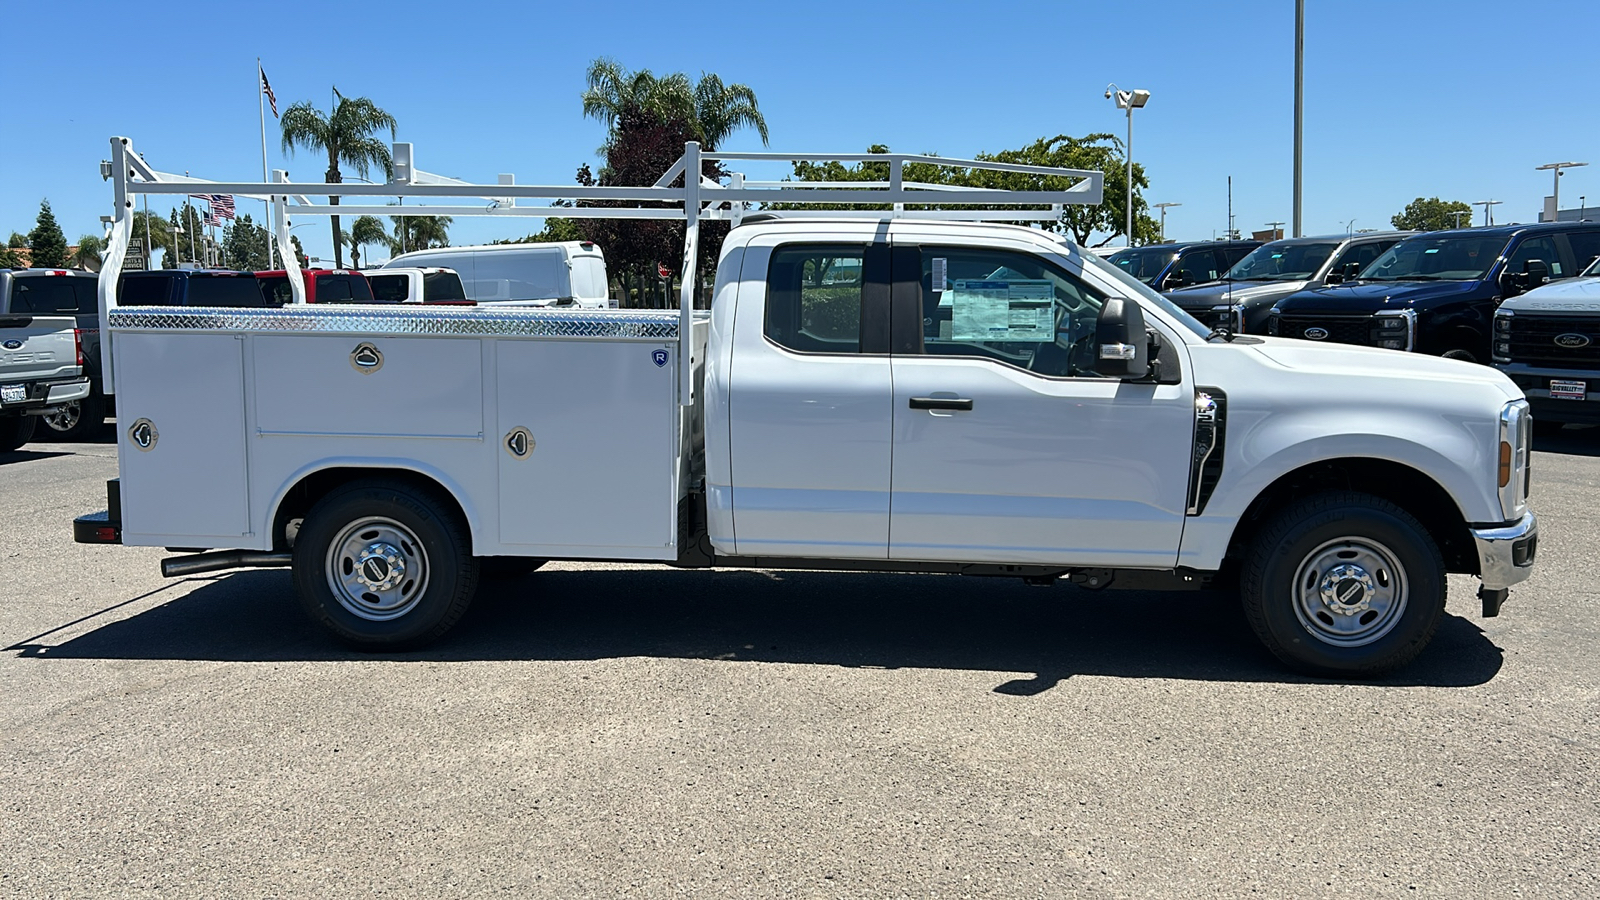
39;389;106;441
1440;348;1479;364
0;415;37;452
1240;491;1445;677
292;479;479;650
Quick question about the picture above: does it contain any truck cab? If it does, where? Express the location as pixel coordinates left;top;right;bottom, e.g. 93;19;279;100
366;267;470;304
1105;240;1261;293
1269;222;1600;362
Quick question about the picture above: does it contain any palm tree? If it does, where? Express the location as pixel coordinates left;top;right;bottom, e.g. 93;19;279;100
280;89;397;268
345;215;389;269
582;58;768;152
388;214;451;254
68;235;104;270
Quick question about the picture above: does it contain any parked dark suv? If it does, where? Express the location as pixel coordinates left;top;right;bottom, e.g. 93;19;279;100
1165;232;1407;334
0;268;107;440
1269;222;1600;362
1105;240;1261;293
118;269;278;308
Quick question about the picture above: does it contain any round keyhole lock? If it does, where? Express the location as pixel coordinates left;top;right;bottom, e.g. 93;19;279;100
128;418;158;451
504;427;534;460
349;342;384;374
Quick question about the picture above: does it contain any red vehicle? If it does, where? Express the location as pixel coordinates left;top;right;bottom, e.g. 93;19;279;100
255;269;377;305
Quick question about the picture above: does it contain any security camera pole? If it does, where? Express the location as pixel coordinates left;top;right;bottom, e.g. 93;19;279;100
1105;84;1150;247
1153;202;1181;242
1535;161;1587;222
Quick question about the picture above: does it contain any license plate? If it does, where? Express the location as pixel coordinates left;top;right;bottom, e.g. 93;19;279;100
0;384;25;404
1550;379;1587;401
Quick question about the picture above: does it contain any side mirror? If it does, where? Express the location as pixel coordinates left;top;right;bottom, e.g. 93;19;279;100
1096;297;1150;379
1323;271;1344;286
1525;258;1550;287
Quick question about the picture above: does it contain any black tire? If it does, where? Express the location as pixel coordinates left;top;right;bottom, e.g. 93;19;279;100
1440;348;1479;364
1240;491;1446;677
481;557;547;579
0;415;37;452
292;478;479;650
38;389;107;441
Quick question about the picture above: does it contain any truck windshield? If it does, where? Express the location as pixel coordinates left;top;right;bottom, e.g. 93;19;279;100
1225;242;1338;281
1106;247;1178;284
1080;251;1210;338
1360;235;1510;282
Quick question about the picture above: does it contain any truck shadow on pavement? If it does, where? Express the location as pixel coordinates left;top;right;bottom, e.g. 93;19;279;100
0;449;72;466
1536;424;1600;457
13;567;1504;690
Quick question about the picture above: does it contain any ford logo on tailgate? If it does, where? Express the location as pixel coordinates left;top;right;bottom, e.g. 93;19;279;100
1554;333;1592;349
1;340;21;350
1303;327;1330;340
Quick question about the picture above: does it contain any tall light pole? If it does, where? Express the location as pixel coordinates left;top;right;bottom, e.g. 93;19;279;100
1474;199;1502;227
1581;195;1588;222
1265;220;1286;240
1451;210;1468;228
1292;0;1304;237
1343;218;1357;235
1105;83;1150;247
1535;161;1587;221
1153;202;1181;242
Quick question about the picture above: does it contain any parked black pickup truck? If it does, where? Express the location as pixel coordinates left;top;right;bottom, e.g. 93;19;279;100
1269;223;1600;362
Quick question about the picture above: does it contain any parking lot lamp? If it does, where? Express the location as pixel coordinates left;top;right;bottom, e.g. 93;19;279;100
1535;161;1587;221
1473;199;1502;227
1152;202;1181;242
1105;84;1150;247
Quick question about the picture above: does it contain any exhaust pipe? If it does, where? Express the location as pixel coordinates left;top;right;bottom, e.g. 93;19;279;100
161;550;293;578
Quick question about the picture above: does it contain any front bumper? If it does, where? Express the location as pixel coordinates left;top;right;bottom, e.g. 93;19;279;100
1471;511;1538;616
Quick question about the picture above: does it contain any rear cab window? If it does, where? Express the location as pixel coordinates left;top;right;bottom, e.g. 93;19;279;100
421;271;467;302
117;274;175;306
188;274;269;307
9;277;79;313
368;274;410;303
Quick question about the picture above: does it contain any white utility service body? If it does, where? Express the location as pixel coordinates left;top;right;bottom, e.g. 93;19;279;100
81;138;1539;676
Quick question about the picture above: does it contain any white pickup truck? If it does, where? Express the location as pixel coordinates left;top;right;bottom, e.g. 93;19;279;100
1;312;91;451
77;139;1538;677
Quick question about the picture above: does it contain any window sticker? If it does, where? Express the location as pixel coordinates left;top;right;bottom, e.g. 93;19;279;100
949;279;1055;342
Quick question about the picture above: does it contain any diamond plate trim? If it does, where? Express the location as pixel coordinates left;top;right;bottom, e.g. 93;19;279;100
107;305;680;340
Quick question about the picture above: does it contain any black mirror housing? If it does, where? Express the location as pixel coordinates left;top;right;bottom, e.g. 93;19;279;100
1096;297;1150;379
1524;258;1550;287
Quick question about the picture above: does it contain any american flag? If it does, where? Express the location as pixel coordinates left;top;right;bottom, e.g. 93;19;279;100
211;194;236;219
205;211;221;228
260;64;278;118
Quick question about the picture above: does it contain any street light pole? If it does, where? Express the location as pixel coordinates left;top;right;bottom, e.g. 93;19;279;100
1153;202;1181;242
1474;199;1502;227
1266;220;1286;240
1535;161;1588;221
1105;84;1150;247
1292;0;1304;237
1451;210;1467;228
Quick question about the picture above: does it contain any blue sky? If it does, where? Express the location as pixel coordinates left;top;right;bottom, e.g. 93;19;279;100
3;0;1596;264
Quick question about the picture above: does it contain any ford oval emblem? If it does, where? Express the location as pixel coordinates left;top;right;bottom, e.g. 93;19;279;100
1554;332;1592;349
1303;327;1330;340
1;340;21;350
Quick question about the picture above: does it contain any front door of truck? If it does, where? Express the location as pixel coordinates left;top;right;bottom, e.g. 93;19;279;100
725;239;893;558
886;239;1192;567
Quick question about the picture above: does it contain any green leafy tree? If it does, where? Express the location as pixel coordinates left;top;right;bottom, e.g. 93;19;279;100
27;200;69;268
1391;197;1473;232
280;88;398;268
290;234;308;268
127;210;175;266
222;214;273;271
344;215;389;268
0;245;20;267
68;235;104;270
8;232;28;248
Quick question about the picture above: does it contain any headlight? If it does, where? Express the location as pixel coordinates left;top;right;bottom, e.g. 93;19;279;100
1369;309;1415;351
1492;312;1513;362
1498;399;1531;520
1266;311;1280;335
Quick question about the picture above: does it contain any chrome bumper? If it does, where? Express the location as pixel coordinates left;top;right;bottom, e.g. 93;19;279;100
1471;512;1538;616
46;379;90;405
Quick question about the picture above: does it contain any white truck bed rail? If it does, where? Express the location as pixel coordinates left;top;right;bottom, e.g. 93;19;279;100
99;136;1103;405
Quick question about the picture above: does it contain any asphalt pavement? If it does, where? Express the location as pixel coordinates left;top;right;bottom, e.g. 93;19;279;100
2;423;1597;898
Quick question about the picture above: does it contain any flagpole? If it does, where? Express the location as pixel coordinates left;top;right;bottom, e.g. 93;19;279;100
258;58;275;269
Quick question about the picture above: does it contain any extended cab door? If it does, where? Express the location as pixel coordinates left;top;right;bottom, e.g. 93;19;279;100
724;238;893;558
886;236;1192;567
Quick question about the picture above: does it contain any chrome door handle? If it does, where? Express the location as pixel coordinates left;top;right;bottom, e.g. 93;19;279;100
909;397;974;411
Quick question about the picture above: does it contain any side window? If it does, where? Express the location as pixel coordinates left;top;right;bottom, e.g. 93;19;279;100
1563;230;1600;274
764;245;867;354
1506;236;1563;278
12;278;79;313
1221;246;1254;268
72;278;100;314
1174;249;1222;286
315;275;352;302
913;246;1106;378
1330;241;1389;275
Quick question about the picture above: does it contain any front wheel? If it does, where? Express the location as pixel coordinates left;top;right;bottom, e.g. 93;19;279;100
1240;491;1445;677
292;479;479;650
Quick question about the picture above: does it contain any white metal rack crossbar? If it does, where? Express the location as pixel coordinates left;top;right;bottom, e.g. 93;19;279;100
99;136;1103;405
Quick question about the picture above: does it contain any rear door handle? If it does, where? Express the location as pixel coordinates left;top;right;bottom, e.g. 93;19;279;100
909;397;974;411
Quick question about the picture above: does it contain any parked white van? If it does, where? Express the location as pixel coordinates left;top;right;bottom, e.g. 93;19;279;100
385;241;612;308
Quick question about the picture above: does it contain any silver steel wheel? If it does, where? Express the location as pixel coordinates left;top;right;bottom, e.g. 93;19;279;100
1292;536;1409;647
41;401;80;434
324;516;431;622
